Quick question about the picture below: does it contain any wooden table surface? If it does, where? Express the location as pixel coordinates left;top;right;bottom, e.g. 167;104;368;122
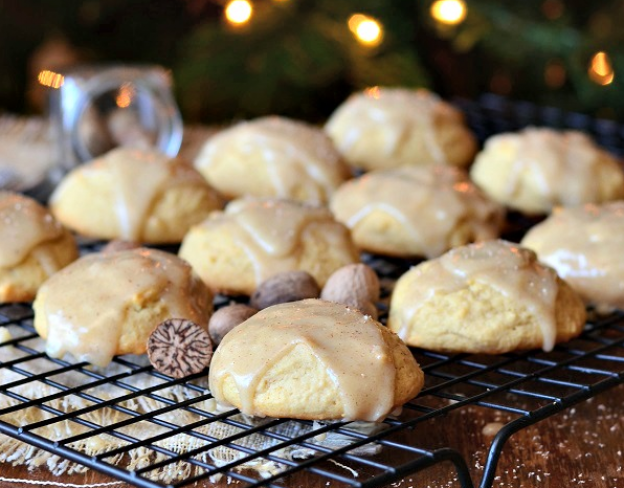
0;382;621;488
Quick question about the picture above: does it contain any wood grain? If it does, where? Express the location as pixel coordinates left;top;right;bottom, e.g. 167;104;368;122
0;383;621;488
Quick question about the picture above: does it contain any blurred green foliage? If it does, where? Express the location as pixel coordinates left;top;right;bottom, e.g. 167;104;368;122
0;0;623;123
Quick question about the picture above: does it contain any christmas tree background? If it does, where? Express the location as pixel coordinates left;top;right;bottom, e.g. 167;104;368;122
0;0;622;123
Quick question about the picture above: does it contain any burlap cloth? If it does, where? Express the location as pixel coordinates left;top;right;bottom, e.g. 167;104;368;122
0;115;381;484
0;324;381;485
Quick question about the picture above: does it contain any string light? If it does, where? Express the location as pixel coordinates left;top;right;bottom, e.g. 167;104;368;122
430;0;467;26
37;70;64;89
348;14;384;47
224;0;253;26
588;51;615;86
115;83;135;108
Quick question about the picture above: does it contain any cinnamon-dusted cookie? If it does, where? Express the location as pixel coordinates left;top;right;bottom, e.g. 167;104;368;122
521;202;624;312
194;116;351;204
388;240;586;354
0;191;78;303
325;87;477;171
470;127;624;215
330;166;505;258
179;198;360;296
209;299;424;421
50;147;223;244
33;248;213;367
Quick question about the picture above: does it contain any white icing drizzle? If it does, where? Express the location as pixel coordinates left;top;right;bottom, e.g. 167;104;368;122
396;240;560;352
106;149;172;240
196;117;347;203
0;192;64;268
37;248;209;367
325;87;457;166
201;198;356;285
522;202;624;309
209;300;396;421
331;166;503;258
495;128;606;205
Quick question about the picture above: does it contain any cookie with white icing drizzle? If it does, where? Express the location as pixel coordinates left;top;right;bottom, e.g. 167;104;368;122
330;165;505;258
209;299;424;421
324;87;477;171
49;147;223;244
179;198;360;296
388;240;586;353
33;248;213;367
521;201;624;312
0;191;78;303
194;116;351;204
470;127;624;215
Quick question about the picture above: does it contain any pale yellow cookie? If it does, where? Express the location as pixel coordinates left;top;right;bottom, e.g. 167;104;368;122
209;299;424;421
194;116;351;204
521;202;624;312
388;240;586;353
33;248;213;367
324;87;477;171
470;127;624;215
50;147;223;243
0;191;78;303
330;166;505;258
179;198;360;296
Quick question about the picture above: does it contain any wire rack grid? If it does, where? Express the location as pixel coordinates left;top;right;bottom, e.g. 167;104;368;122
0;94;623;488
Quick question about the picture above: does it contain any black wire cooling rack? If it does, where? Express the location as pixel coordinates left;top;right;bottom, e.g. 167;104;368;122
0;94;623;488
1;290;623;488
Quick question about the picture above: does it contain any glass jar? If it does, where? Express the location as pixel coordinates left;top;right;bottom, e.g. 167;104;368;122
45;64;183;189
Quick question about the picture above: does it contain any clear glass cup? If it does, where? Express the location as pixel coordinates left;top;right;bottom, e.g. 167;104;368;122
44;64;183;192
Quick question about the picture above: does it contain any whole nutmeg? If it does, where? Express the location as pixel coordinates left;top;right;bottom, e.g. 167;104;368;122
250;271;320;310
348;298;379;320
321;263;380;303
147;318;213;378
321;264;380;318
209;304;258;345
101;239;140;254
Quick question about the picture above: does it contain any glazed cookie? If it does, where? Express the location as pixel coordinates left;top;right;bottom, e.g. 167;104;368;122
521;202;624;312
388;240;586;354
470;127;624;215
179;198;360;296
50;147;223;243
209;299;424;421
324;87;477;171
330;166;505;258
194;116;351;204
33;248;213;367
0;192;79;302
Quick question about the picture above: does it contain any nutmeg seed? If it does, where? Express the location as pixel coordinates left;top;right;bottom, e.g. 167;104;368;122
147;318;212;378
349;299;379;320
250;271;320;310
209;304;258;345
101;239;141;254
321;263;380;310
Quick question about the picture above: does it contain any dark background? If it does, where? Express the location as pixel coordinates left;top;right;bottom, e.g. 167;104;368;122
1;0;623;123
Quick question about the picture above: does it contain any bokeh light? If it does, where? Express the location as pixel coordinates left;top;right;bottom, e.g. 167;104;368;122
588;51;615;86
430;0;467;26
225;0;253;26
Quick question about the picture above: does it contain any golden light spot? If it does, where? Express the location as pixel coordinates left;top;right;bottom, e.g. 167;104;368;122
365;86;381;99
225;0;253;25
116;83;135;108
588;51;615;86
348;13;384;47
430;0;467;26
37;70;64;89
